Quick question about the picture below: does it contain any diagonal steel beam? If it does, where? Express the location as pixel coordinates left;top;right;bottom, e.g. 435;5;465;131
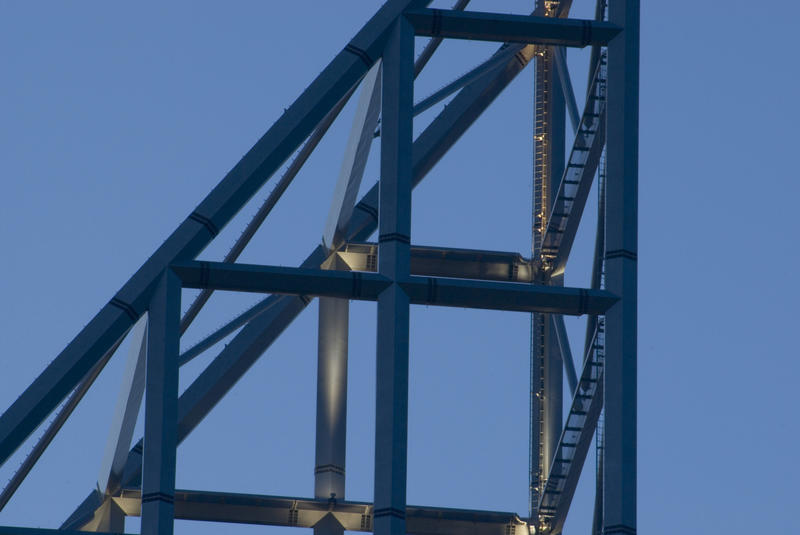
97;314;148;497
553;47;580;133
324;61;383;251
0;342;117;512
552;315;578;395
411;47;517;117
405;9;621;47
0;0;433;468
538;54;607;277
537;324;604;535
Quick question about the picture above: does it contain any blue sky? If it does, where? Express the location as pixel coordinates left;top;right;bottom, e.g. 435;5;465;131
1;1;799;534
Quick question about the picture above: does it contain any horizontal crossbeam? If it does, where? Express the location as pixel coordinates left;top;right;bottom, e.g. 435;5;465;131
171;261;616;315
110;489;529;535
337;242;533;282
172;262;391;300
404;9;621;47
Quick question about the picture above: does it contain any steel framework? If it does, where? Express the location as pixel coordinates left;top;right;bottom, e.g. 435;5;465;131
0;1;637;534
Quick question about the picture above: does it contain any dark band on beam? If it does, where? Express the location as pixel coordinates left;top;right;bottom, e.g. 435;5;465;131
603;525;636;535
378;232;411;244
314;464;345;476
188;211;220;237
109;298;139;322
141;491;174;504
373;507;406;519
604;249;637;261
431;9;443;36
582;20;592;47
198;261;211;288
355;201;379;221
514;49;529;68
426;277;438;303
352;271;363;298
344;43;373;67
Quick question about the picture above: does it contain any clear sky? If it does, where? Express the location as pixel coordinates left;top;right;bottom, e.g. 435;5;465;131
1;1;799;534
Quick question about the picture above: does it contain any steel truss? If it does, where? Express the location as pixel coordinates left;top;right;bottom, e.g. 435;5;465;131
0;1;637;534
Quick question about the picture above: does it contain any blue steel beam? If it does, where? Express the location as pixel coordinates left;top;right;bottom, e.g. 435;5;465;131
373;18;414;535
170;261;616;316
552;315;578;395
0;0;433;468
411;47;517;117
404;10;621;47
141;271;180;535
603;0;639;533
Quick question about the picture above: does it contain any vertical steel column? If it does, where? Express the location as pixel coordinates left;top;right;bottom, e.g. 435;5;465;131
531;3;566;516
603;0;638;533
141;270;180;535
314;294;348;535
374;15;413;535
546;34;567;490
315;58;381;535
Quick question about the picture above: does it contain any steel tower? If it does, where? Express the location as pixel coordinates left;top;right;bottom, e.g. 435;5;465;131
0;1;638;534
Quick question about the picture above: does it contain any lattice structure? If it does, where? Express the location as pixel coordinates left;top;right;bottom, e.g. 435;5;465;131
0;2;638;534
